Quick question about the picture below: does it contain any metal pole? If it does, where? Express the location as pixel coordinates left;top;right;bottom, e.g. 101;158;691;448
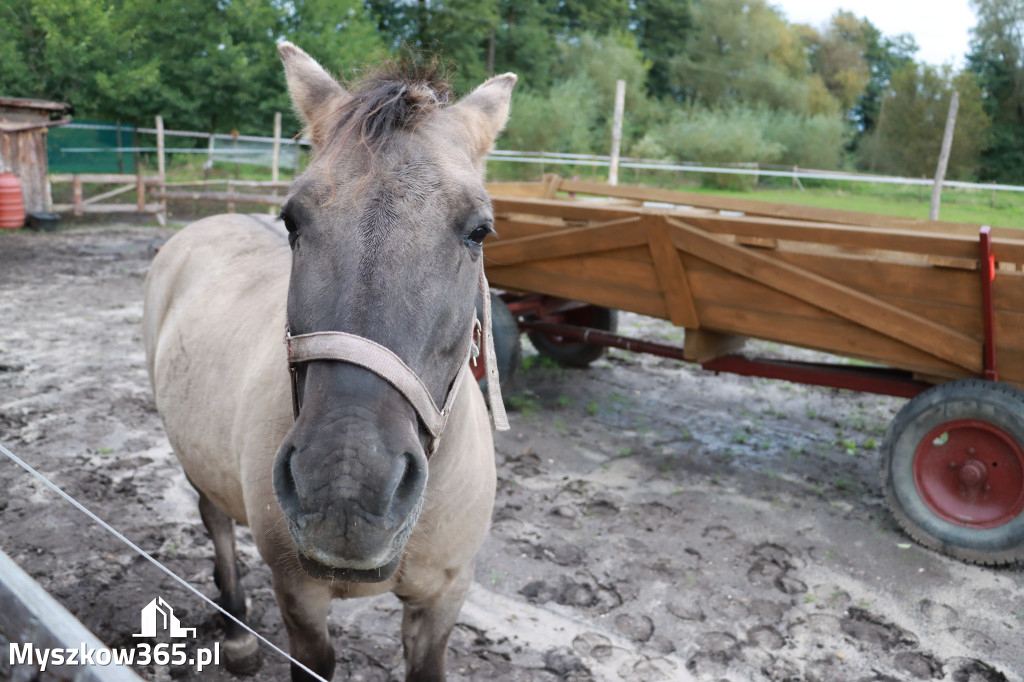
609;79;626;186
929;91;959;221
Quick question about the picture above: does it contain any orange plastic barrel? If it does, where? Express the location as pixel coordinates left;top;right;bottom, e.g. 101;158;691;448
0;173;26;229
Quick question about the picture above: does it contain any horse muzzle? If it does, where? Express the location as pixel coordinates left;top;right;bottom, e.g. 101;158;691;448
272;374;428;582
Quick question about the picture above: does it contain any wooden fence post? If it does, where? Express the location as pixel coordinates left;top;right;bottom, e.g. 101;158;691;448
155;115;167;225
609;79;626;186
929;91;959;221
270;112;281;213
73;175;83;217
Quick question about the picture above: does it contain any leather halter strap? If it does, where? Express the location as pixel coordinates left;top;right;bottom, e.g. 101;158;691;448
285;261;509;456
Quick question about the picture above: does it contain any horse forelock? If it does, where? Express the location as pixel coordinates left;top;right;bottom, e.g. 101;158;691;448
329;57;452;155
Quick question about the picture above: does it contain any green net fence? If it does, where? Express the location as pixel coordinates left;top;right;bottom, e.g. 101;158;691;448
48;121;137;174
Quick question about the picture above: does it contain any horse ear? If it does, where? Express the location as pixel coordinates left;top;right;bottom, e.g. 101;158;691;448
278;42;350;146
449;73;517;161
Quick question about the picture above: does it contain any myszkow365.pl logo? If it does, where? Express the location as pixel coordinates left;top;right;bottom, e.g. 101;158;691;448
9;596;220;673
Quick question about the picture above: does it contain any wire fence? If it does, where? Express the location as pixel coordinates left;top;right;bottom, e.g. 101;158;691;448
48;120;1024;197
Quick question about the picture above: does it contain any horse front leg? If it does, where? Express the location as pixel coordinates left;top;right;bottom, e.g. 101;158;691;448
399;569;473;682
270;568;336;682
196;490;261;674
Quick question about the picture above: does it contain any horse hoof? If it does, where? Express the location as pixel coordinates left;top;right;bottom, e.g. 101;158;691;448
223;634;262;675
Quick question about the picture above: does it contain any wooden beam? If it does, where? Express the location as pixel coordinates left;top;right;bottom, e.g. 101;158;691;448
678;213;1024;262
493;196;637;223
82;182;136;206
485;216;647;266
666;216;983;373
647;220;699;327
684;328;746;362
50;173;152;183
557;177;1019;238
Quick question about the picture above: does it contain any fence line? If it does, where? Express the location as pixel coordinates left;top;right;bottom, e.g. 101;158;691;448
54;122;1024;195
0;440;329;682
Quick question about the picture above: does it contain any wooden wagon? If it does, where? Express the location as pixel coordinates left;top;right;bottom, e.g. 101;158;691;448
481;175;1024;566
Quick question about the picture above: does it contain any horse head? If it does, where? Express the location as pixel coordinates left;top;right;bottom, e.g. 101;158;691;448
272;43;515;582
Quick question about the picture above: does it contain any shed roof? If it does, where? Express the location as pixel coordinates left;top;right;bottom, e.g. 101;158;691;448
0;97;72;113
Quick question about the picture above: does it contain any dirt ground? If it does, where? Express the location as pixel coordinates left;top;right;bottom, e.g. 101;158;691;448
0;222;1021;682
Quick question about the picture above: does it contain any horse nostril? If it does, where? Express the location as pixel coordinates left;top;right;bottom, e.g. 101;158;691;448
388;451;426;519
272;443;301;516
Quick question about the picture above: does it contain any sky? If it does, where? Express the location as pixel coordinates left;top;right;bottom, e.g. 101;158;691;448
773;0;978;68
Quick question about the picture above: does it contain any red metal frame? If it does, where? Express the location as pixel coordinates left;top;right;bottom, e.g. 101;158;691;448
980;226;998;381
517;319;933;399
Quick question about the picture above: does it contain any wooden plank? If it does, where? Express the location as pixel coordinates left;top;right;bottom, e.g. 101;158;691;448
50;173;153;183
557;177;1023;239
696;302;972;380
82;182;136;206
154;190;284;205
0;550;144;681
684;328;746;362
678;213;1017;262
771;248;1024;314
666;216;983;373
486;182;550;199
53;203;163;214
72;176;82;217
484;217;648;267
506;252;661;292
493;196;638;223
647;220;699;327
542;173;562;198
486;265;669;318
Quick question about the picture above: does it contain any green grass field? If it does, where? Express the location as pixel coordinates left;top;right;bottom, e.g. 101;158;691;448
487;161;1024;230
692;183;1024;229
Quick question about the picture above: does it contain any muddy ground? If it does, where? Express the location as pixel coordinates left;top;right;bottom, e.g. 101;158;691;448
0;223;1021;682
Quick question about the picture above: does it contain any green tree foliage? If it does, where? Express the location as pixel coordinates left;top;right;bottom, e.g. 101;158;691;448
803;11;872;113
854;22;918;137
631;0;694;99
862;65;990;179
967;0;1024;181
501;33;652;154
2;0;1011;182
668;0;836;115
0;0;159;116
0;0;382;135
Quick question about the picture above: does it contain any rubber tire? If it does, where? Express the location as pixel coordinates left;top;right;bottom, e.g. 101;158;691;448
880;379;1024;565
476;292;521;396
526;306;618;368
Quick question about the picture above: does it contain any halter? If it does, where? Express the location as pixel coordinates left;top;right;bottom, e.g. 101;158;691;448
285;262;510;456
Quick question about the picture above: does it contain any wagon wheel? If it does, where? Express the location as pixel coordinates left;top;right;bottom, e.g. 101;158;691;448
473;292;521;395
881;379;1024;565
526;305;618;368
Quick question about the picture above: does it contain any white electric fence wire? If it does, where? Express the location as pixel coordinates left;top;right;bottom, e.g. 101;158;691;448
0;441;329;682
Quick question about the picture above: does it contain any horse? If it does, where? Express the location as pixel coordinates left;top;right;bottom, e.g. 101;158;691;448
142;42;514;681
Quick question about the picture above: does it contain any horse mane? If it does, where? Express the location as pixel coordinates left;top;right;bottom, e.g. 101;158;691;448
331;54;453;153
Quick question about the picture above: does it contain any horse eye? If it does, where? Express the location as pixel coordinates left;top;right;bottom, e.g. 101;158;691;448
467;224;492;246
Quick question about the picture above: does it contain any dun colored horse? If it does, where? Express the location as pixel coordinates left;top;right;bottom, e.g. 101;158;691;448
143;43;514;681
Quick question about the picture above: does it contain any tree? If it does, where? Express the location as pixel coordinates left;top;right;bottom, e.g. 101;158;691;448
862;64;990;179
967;0;1024;181
805;11;872;113
668;0;837;116
0;0;159;117
0;0;383;135
630;0;693;99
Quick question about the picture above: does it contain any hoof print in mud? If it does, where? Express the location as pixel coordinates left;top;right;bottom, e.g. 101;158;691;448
839;607;918;651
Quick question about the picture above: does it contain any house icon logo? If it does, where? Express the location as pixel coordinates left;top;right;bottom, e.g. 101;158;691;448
133;597;196;638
